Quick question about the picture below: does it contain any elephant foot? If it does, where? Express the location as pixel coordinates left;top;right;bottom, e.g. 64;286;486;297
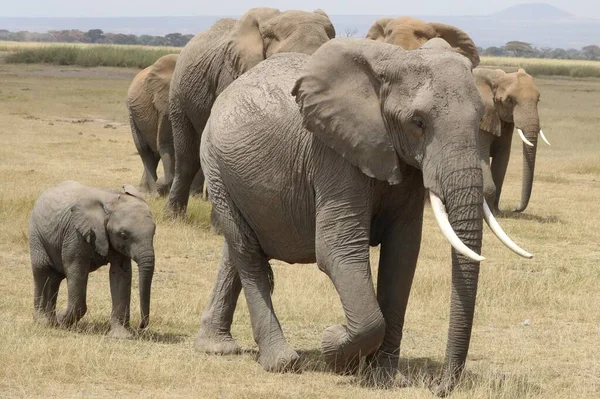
34;312;57;327
357;354;406;388
257;344;300;373
107;324;133;339
321;324;360;374
194;331;241;355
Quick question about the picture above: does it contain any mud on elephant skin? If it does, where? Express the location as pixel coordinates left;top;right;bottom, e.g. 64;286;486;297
126;54;204;197
164;7;336;215
196;39;532;396
474;67;549;214
28;181;156;339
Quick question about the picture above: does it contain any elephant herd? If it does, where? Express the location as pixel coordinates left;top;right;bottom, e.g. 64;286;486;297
30;8;550;397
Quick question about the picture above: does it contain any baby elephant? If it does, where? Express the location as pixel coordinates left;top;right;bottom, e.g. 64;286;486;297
28;181;156;338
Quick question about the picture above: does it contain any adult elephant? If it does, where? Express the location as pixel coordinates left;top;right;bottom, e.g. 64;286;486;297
366;16;480;67
127;54;205;195
196;39;531;396
474;68;549;214
165;8;336;214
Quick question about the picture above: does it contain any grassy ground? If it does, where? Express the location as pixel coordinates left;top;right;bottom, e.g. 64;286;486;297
480;56;600;78
0;62;598;398
1;41;600;77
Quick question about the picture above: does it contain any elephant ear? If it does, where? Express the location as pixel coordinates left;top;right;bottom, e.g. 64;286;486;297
474;71;501;137
292;39;403;184
366;17;393;41
71;196;110;256
429;22;480;67
226;7;281;77
145;54;178;115
123;184;144;200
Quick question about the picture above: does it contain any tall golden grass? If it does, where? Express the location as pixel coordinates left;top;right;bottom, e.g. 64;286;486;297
0;62;598;398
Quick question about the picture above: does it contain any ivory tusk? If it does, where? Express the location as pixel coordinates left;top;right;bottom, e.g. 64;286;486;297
539;129;551;146
483;201;533;259
517;129;534;147
429;191;485;262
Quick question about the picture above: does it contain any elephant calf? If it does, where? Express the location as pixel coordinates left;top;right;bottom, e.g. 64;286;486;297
28;181;156;338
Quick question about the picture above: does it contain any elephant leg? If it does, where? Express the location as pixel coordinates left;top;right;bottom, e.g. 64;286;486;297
130;113;159;194
362;207;423;387
190;169;206;197
195;244;242;355
32;265;63;326
490;130;513;211
157;114;174;196
166;110;202;214
210;176;298;371
57;266;89;327
108;258;133;339
315;195;385;374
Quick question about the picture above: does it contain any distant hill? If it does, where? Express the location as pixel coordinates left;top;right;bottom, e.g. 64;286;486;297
0;3;598;49
491;3;573;19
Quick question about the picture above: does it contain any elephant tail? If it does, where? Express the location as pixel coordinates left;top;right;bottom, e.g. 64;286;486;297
128;108;146;155
267;261;274;294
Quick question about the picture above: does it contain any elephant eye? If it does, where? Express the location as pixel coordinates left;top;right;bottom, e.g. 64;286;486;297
505;96;513;104
118;231;129;240
412;116;426;132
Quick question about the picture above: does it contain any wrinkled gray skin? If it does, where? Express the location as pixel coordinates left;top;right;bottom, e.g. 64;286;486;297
197;39;485;397
474;68;542;214
28;181;156;339
126;54;206;196
165;7;336;214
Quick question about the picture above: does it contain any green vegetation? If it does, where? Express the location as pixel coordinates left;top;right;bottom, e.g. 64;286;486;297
5;44;180;68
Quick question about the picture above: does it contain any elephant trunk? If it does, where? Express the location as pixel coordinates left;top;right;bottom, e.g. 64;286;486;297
515;131;538;212
431;151;483;396
514;106;540;212
135;250;155;329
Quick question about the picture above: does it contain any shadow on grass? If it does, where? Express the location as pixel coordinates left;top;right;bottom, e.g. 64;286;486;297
497;210;561;224
69;320;186;344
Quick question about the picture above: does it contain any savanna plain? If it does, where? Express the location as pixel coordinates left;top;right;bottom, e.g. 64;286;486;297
0;49;599;398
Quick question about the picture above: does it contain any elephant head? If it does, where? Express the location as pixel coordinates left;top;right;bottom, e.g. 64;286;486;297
366;16;480;67
293;38;530;395
71;185;156;328
226;8;336;78
475;67;546;212
145;53;179;117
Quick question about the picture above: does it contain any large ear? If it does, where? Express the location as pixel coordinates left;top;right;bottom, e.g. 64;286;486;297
145;54;178;115
366;17;393;41
474;71;501;137
313;9;336;38
428;22;480;67
71;197;110;256
123;184;144;200
292;39;403;184
226;7;280;77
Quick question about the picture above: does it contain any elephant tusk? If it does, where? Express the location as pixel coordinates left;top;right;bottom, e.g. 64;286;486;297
483;200;533;259
517;129;535;147
429;191;485;262
539;129;551;146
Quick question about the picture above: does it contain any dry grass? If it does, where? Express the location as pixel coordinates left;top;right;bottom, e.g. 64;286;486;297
0;62;599;398
480;56;600;78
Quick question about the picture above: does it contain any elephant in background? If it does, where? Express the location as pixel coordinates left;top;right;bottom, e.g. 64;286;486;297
196;38;531;396
165;8;336;214
474;68;549;214
28;181;156;339
366;16;480;67
126;54;205;196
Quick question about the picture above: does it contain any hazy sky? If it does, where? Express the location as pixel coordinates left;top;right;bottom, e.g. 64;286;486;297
2;0;599;18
